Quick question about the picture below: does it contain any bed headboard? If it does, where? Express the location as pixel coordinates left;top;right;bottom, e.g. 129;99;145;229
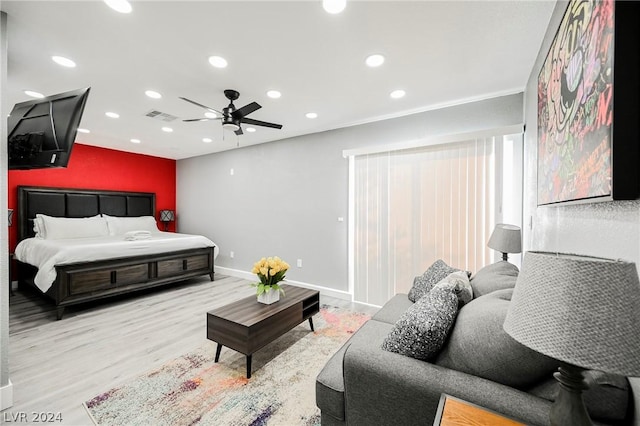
18;186;156;241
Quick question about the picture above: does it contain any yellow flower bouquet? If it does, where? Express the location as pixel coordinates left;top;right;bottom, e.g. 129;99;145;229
251;256;290;296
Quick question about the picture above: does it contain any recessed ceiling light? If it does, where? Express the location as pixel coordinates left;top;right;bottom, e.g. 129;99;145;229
390;89;406;99
267;90;281;99
104;0;132;13
161;127;173;133
204;112;217;118
52;56;76;68
77;128;90;134
202;138;213;143
145;90;162;99
323;0;346;14
130;138;141;144
105;112;120;118
246;127;256;133
365;54;385;67
208;56;228;68
305;112;318;119
24;90;44;98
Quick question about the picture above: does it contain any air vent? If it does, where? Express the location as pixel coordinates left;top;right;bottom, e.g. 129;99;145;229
144;110;178;122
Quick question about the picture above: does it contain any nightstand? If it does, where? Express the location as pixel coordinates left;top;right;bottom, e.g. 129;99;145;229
433;394;525;426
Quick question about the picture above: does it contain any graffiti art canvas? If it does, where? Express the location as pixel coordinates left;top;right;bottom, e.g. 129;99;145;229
537;0;615;205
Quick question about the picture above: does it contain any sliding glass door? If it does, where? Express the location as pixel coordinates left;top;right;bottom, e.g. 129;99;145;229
349;132;522;306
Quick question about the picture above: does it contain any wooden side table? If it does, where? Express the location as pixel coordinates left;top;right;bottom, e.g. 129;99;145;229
433;394;525;426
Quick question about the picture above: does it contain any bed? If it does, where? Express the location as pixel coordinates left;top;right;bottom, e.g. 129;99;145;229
15;186;217;320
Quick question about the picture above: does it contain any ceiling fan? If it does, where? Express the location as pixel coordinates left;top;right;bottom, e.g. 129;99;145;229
180;89;283;136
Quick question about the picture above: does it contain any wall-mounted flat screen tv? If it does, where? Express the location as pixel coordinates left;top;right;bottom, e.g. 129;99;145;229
8;87;90;170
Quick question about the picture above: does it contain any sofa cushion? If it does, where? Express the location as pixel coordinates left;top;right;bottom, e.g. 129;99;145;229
408;259;468;302
434;288;558;388
469;261;519;297
527;371;630;422
371;293;414;324
382;283;458;360
316;320;395;421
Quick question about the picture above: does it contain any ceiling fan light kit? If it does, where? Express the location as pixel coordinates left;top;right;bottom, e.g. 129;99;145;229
181;89;283;137
222;122;240;132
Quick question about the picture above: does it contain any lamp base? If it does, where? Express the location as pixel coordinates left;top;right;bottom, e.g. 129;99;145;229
550;364;592;426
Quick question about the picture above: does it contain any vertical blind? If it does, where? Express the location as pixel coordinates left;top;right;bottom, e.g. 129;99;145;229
352;136;500;306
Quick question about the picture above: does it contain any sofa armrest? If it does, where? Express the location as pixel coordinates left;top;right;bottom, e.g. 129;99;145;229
343;342;552;426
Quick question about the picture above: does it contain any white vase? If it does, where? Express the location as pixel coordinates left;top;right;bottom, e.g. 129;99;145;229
257;287;280;304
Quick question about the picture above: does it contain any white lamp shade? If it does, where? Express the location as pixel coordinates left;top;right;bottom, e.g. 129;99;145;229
487;224;521;254
504;251;640;377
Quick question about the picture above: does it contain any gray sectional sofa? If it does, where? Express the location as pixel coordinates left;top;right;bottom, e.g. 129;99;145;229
316;261;631;425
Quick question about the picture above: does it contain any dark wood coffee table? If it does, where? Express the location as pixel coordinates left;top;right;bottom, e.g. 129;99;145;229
206;284;320;378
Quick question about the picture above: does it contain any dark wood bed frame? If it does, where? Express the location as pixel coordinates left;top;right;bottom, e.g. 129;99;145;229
16;186;215;320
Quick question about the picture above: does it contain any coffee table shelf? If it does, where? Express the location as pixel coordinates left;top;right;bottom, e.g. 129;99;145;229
207;284;320;378
302;293;320;326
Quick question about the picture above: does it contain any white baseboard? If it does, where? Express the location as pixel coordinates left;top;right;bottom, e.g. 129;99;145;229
214;266;352;301
214;266;255;282
0;379;13;411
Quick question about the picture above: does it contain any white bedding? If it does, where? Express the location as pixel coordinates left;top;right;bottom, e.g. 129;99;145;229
15;232;218;292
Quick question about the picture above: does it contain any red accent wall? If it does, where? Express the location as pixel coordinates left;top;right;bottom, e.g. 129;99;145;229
8;143;176;252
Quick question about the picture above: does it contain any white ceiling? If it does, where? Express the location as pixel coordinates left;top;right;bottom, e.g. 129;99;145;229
1;0;556;160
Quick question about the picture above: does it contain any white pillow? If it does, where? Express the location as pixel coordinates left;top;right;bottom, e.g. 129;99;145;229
104;215;159;235
33;216;46;238
36;214;109;240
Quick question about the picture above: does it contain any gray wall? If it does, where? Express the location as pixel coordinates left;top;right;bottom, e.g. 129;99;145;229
177;93;523;295
522;1;640;421
1;10;12;410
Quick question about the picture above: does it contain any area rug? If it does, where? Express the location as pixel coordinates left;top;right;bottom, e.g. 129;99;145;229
84;305;370;426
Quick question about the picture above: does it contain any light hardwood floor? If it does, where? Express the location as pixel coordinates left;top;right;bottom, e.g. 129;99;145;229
5;275;378;425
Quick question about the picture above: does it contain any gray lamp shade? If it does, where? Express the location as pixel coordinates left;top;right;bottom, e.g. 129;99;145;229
504;251;640;377
159;210;175;222
487;224;521;254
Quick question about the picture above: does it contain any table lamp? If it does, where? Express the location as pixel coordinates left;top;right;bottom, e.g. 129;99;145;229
504;251;640;425
159;209;175;231
487;224;521;261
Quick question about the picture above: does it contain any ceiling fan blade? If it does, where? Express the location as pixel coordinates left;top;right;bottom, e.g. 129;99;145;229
182;117;222;122
233;102;261;119
179;97;223;115
234;127;244;136
241;117;283;129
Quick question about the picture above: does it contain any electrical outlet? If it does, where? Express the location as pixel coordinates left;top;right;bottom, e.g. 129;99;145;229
230;251;235;258
230;168;234;176
297;259;303;268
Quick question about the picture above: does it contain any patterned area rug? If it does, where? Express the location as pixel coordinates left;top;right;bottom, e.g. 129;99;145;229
84;305;370;426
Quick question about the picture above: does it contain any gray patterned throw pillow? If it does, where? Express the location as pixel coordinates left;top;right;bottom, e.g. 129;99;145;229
382;282;459;360
442;270;473;306
408;259;465;302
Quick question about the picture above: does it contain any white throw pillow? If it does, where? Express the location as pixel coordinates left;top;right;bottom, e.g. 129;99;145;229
104;215;159;235
36;214;109;240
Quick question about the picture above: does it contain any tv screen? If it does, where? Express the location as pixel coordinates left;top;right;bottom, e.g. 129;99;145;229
8;87;90;170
